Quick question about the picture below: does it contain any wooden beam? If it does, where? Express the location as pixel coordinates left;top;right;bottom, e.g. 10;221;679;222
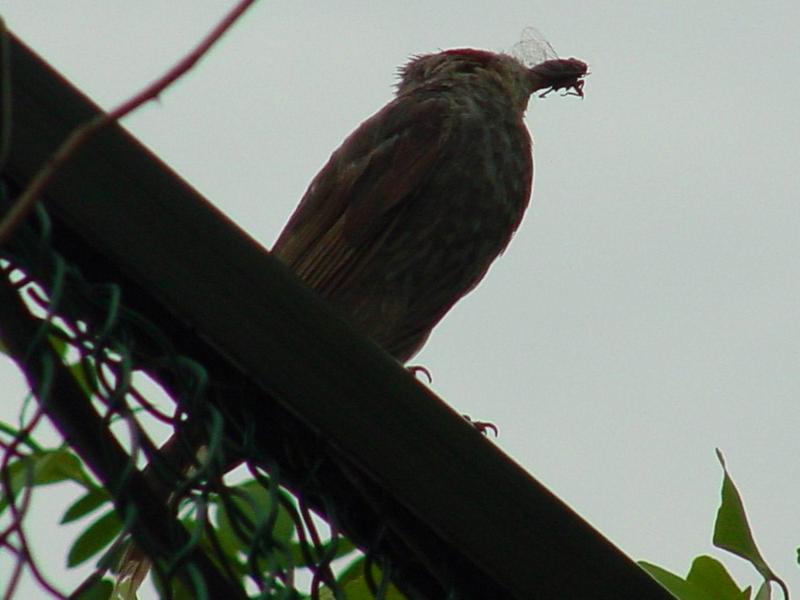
3;32;674;599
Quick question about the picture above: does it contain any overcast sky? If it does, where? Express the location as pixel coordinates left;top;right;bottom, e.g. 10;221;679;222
2;2;799;597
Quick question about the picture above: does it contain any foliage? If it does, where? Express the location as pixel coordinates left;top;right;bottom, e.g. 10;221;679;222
0;433;405;599
0;330;406;599
640;450;790;600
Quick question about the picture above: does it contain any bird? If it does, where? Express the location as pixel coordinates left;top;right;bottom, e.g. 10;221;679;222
271;48;587;363
115;46;587;596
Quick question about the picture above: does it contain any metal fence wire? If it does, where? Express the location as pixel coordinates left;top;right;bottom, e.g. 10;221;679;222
0;180;462;599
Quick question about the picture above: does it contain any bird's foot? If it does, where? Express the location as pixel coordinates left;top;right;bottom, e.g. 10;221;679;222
462;415;498;437
407;365;432;383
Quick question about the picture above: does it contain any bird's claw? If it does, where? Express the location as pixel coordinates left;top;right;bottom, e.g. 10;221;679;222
462;415;498;437
407;365;432;383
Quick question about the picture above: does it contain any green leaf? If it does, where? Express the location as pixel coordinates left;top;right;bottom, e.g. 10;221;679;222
686;555;749;600
62;487;111;524
216;479;295;550
48;333;70;359
713;450;789;600
0;448;95;514
640;561;718;600
713;450;770;574
170;577;198;600
174;504;248;581
67;509;123;567
69;361;99;398
288;536;356;568
72;577;113;600
713;451;783;584
321;555;407;600
338;572;406;600
31;448;92;485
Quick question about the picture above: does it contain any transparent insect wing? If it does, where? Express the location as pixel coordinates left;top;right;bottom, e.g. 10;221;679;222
510;27;559;67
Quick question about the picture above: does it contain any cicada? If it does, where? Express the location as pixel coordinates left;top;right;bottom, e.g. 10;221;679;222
511;27;588;98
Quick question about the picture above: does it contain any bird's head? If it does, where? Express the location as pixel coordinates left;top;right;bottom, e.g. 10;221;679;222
398;49;587;111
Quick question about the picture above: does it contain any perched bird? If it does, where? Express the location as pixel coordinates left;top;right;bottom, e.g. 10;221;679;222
272;48;587;361
115;47;587;595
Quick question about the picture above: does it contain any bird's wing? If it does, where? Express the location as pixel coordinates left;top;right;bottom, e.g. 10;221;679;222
271;94;453;298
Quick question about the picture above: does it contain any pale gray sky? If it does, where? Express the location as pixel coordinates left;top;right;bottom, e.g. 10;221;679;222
2;1;799;597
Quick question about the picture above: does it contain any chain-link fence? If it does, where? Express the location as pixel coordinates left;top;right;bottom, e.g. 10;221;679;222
0;181;443;599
